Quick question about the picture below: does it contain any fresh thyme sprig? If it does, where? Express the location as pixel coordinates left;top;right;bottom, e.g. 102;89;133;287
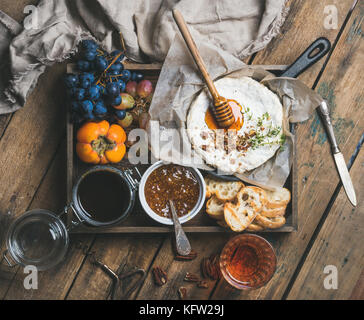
238;107;285;151
249;126;283;150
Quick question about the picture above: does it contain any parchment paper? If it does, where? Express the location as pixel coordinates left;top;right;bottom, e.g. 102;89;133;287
148;34;323;189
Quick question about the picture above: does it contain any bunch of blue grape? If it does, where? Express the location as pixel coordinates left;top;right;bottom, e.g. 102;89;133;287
64;39;144;123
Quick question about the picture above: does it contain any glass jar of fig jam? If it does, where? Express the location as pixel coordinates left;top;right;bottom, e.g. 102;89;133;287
220;234;277;290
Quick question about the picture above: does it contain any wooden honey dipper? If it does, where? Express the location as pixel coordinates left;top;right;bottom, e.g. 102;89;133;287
172;9;239;129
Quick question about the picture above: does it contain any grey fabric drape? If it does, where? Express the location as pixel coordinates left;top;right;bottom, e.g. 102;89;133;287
0;0;288;114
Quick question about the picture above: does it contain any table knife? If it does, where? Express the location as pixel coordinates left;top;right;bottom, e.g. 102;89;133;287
317;100;357;206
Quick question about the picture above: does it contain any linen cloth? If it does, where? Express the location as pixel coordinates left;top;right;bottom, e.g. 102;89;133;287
0;0;289;114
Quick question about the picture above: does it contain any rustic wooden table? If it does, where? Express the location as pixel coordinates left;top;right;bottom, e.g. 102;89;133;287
0;0;362;300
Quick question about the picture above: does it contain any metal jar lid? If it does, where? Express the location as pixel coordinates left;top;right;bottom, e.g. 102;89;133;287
3;209;69;271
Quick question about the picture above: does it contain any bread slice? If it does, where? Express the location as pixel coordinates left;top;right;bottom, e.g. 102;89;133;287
206;195;225;220
255;214;286;229
224;204;255;232
265;188;291;209
246;222;265;232
237;186;267;212
205;176;244;201
223;186;267;232
260;205;286;218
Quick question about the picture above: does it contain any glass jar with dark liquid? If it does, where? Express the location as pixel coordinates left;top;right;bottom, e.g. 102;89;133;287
71;166;137;227
2;166;138;271
220;234;277;290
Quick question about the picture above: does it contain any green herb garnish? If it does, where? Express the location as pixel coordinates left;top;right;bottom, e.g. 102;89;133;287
248;125;283;150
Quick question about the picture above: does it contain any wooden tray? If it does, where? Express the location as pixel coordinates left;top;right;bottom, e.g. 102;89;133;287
66;64;297;233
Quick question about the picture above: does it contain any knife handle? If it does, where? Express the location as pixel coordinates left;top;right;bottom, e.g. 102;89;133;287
318;101;340;154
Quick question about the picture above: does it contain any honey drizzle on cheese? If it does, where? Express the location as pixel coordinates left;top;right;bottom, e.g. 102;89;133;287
205;100;244;131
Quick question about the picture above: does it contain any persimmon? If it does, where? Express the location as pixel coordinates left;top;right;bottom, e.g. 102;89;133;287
76;120;126;164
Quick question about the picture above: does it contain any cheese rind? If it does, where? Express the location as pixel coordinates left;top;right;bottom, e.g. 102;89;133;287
187;77;283;174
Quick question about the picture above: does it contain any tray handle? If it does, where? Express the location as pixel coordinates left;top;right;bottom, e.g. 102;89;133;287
280;37;331;78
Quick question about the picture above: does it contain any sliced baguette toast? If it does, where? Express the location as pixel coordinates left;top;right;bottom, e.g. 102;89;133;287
255;214;286;229
205;176;244;201
246;222;265;232
239;186;267;212
260;205;286;218
224;186;267;232
206;195;225;220
265;188;291;209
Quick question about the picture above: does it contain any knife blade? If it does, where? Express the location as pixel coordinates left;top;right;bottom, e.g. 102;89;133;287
333;152;357;206
317;101;357;206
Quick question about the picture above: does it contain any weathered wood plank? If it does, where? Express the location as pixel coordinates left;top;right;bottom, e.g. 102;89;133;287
124;61;163;70
286;146;363;299
1;0;361;301
63;43;258;302
0;115;12;140
0;0;38;23
211;0;363;300
124;62;289;71
349;268;364;300
138;1;356;299
69;225;297;234
253;0;355;87
136;0;357;301
0;1;95;300
0;62;67;298
66;234;164;300
2;139;95;300
136;234;230;300
0;0;40;157
0;0;39;137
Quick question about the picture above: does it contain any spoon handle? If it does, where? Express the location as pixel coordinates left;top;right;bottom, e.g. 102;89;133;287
169;200;191;256
172;9;220;102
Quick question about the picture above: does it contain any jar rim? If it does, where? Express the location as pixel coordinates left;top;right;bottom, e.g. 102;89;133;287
138;160;206;225
6;209;69;271
71;165;136;227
